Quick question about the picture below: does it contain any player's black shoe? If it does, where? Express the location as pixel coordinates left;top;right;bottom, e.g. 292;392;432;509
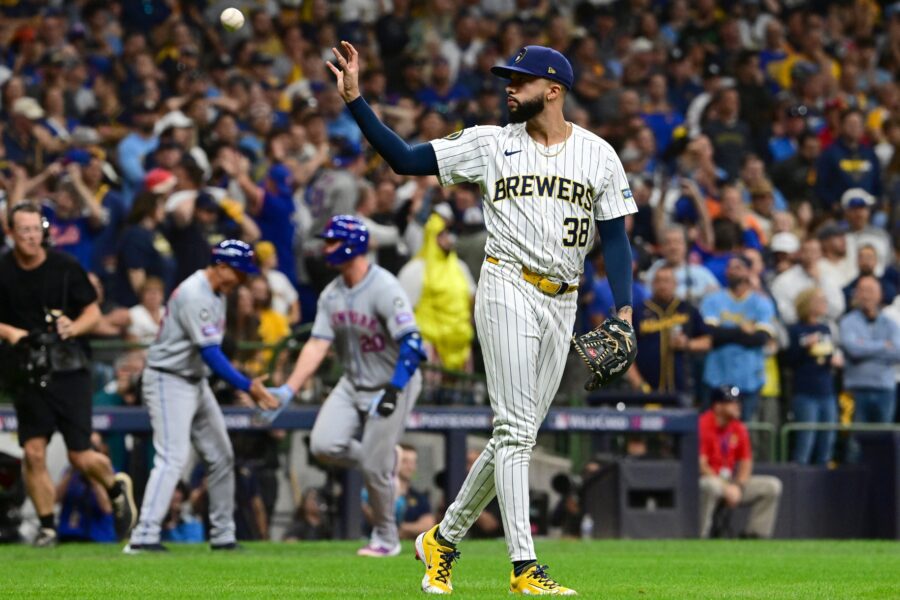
33;527;58;548
211;542;242;551
111;473;137;540
123;543;169;554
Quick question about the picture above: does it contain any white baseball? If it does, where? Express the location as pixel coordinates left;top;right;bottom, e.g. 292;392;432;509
220;7;245;32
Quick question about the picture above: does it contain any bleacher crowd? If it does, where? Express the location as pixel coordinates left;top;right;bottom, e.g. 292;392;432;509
0;0;899;542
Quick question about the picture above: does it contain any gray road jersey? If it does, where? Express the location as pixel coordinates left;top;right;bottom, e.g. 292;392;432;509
311;265;418;389
147;270;225;379
430;123;638;282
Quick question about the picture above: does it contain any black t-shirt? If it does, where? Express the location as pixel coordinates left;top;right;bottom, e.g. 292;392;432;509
0;250;98;332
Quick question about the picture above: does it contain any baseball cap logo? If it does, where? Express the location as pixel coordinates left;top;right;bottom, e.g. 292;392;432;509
548;66;556;74
514;48;527;63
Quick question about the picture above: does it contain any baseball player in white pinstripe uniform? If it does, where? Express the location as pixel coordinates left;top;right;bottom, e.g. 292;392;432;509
328;42;638;595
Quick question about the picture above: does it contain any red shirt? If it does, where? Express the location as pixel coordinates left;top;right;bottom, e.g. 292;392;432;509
699;410;751;476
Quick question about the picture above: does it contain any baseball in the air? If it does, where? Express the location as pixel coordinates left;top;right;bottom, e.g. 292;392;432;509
220;7;245;32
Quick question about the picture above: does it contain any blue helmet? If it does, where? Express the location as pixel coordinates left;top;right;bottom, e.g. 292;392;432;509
211;239;260;274
318;215;369;265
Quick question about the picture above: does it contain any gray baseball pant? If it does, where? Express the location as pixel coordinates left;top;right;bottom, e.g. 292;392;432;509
130;367;236;546
309;373;421;548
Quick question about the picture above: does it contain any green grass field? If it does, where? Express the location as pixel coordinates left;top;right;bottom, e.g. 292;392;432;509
1;540;898;598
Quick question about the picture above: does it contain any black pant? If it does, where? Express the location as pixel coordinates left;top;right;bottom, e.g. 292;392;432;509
13;369;93;451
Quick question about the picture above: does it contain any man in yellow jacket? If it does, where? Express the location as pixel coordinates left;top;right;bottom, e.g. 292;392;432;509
398;205;475;371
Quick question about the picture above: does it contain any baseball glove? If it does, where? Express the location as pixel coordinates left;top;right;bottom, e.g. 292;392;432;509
572;316;638;391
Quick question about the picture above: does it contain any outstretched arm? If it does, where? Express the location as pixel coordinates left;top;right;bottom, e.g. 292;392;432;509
327;41;438;177
283;337;332;394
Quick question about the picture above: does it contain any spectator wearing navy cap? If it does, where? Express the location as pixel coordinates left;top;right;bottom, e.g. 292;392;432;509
842;188;892;276
699;385;782;538
815;108;881;213
43;160;108;271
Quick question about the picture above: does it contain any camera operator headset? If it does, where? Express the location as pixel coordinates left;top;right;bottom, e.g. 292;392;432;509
0;202;136;547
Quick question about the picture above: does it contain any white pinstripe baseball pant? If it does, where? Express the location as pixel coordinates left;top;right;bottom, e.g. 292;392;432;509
439;259;577;561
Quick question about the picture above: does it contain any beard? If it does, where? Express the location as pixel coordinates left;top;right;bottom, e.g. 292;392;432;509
726;274;746;290
508;95;545;123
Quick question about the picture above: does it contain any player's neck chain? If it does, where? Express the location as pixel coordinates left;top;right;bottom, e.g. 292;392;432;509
529;122;572;158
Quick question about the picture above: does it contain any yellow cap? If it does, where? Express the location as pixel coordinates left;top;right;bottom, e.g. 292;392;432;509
255;241;276;263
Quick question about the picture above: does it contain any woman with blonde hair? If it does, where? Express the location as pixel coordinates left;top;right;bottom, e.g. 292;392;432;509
783;288;840;464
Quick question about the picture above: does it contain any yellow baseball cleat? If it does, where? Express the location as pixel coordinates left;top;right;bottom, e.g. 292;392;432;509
509;564;577;595
414;525;460;594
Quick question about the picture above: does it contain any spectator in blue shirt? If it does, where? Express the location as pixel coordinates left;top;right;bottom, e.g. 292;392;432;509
785;288;839;465
416;57;471;115
247;163;298;289
43;162;107;270
116;99;159;208
840;276;900;428
701;255;777;421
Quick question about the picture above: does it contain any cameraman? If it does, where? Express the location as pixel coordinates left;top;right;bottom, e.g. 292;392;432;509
0;203;136;547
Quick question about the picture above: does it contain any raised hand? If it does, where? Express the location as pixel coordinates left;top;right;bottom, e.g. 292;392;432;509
325;41;361;103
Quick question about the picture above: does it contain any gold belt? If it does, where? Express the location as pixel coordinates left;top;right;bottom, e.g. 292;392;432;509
485;256;577;296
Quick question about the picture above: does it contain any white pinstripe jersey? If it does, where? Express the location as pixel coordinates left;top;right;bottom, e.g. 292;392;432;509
430;123;638;282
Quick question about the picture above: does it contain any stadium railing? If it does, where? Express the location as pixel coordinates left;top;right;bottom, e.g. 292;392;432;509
779;422;900;462
746;422;777;462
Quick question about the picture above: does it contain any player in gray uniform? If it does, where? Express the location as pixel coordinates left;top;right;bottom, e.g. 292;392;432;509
263;214;425;557
125;240;276;553
328;42;637;594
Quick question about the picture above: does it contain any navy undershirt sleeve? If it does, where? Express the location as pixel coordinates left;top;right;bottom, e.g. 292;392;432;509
346;97;439;176
200;345;252;392
596;217;633;311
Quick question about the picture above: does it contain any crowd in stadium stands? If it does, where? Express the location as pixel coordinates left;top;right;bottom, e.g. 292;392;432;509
1;0;900;541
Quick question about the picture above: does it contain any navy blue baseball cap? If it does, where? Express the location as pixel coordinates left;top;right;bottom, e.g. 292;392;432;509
491;46;574;90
